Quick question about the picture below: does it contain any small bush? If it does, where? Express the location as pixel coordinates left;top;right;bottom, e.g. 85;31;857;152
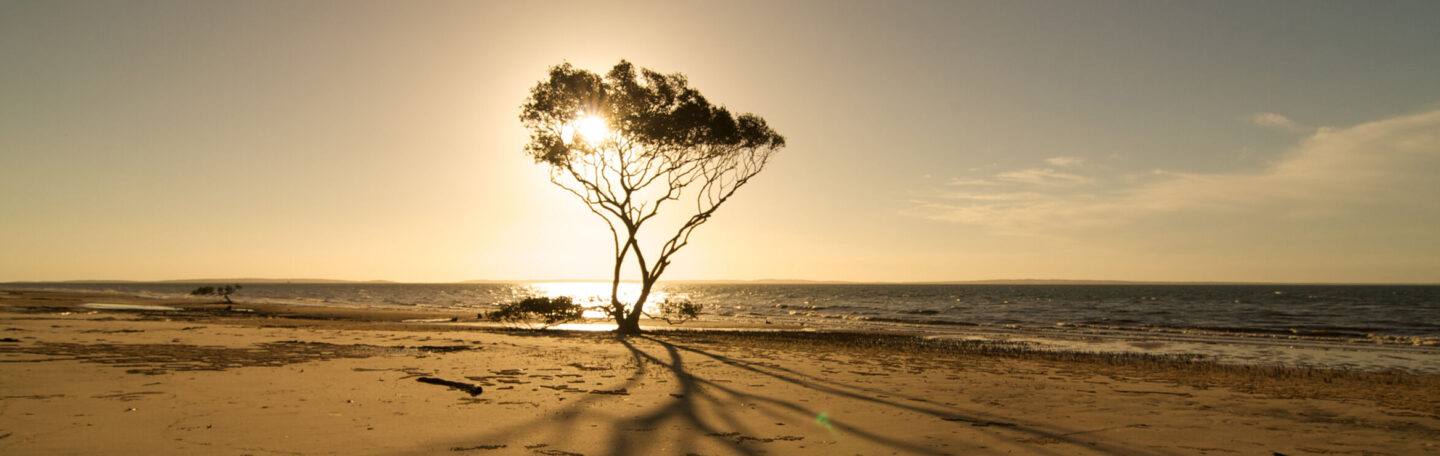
189;284;242;304
655;298;703;325
483;296;583;329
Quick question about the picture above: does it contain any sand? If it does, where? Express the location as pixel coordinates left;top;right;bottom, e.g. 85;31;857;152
1;290;1437;455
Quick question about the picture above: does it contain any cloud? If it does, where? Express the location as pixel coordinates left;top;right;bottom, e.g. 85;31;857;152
1248;112;1310;133
944;177;998;186
993;168;1095;186
941;191;1049;202
912;108;1440;237
942;167;1094;192
1044;156;1084;167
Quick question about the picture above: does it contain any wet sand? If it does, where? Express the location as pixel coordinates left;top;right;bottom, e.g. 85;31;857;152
1;290;1437;455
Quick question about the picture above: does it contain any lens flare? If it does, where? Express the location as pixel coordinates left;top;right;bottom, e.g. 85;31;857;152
561;113;610;146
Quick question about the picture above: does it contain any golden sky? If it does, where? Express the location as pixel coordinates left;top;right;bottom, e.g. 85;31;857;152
2;1;1438;283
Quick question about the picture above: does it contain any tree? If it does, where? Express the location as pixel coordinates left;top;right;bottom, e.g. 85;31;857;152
520;60;785;334
482;296;584;330
189;284;242;304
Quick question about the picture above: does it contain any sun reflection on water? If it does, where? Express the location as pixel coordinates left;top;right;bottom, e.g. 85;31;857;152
522;282;672;319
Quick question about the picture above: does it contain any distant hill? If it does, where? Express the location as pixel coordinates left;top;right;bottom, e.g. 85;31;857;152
922;279;1158;285
458;278;856;285
158;278;399;284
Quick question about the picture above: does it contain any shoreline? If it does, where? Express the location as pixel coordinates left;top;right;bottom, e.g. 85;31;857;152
9;285;1437;374
5;289;1440;408
10;282;1438;340
2;289;1438;454
10;282;1438;337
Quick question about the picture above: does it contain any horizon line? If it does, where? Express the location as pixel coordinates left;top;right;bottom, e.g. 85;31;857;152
4;277;1438;286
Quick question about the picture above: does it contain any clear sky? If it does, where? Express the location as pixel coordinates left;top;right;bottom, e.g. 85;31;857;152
2;1;1438;283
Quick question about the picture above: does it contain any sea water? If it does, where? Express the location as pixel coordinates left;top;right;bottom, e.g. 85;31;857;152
8;281;1438;373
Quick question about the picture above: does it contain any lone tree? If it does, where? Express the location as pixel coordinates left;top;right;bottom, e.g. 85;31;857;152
520;60;785;334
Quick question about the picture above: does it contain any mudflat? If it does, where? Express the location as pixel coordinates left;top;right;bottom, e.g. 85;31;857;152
0;290;1436;455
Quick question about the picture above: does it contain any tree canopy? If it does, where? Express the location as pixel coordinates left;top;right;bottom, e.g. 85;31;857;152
520;60;785;334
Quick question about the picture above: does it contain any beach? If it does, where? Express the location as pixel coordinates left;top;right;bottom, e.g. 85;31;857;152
1;290;1437;455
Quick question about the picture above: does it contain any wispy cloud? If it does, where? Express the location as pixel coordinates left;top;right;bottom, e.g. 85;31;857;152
1248;112;1311;133
911;108;1440;237
945;177;998;186
1044;156;1084;167
994;168;1094;186
944;167;1095;191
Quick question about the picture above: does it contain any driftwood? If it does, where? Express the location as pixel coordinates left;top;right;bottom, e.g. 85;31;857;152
942;416;1016;427
416;377;484;396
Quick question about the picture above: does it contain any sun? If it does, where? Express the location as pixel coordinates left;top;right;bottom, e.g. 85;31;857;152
562;113;610;146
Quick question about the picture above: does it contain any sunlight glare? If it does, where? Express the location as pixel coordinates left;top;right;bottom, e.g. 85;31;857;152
561;113;610;146
526;281;669;319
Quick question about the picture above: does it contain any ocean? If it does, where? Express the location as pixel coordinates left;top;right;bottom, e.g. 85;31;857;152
7;281;1439;373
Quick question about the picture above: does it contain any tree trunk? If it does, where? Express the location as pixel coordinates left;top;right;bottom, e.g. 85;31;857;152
615;315;643;334
608;278;626;323
615;278;657;335
608;247;625;321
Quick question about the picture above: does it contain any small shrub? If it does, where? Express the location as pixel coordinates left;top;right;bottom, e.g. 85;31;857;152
655;298;703;325
189;284;242;304
483;296;583;329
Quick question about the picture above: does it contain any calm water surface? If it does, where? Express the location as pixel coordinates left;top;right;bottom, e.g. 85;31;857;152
17;282;1434;334
8;282;1438;372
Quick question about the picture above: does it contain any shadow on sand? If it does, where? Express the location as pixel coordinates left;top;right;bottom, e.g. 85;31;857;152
432;333;1168;455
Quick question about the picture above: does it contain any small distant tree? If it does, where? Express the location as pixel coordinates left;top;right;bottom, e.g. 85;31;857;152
189;284;242;304
483;296;584;329
520;60;785;334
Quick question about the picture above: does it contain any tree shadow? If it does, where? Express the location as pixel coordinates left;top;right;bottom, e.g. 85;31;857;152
608;336;950;456
430;333;1173;455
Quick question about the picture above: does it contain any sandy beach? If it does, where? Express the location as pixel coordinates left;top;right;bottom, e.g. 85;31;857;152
1;290;1436;455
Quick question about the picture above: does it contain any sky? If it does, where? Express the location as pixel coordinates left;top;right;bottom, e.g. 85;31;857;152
2;0;1438;283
